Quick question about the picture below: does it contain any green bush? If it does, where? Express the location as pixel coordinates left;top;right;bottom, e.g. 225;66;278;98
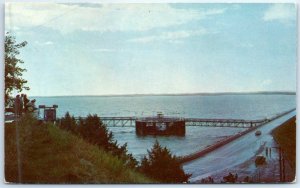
139;140;191;183
78;114;112;148
60;112;138;169
59;112;77;133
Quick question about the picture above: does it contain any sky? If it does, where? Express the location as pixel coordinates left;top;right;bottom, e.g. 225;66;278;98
5;3;297;96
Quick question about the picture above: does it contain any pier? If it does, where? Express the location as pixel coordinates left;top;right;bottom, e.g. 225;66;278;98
87;108;295;128
100;117;136;127
96;117;268;128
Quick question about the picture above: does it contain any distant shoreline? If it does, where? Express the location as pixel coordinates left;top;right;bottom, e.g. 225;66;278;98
31;91;296;98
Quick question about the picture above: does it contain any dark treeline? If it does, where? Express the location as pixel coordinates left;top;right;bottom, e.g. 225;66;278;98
59;112;191;183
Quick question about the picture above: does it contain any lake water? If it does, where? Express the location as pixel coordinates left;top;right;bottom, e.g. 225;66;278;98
33;94;295;160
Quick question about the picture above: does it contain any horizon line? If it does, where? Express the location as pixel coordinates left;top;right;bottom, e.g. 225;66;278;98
30;91;296;98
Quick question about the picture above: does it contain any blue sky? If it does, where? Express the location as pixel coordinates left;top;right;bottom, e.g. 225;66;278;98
5;3;297;96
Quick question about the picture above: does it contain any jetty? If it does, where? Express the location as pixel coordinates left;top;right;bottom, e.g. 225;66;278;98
97;117;267;128
71;108;295;129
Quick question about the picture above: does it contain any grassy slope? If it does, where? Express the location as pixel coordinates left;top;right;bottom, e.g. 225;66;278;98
272;116;296;173
5;115;152;183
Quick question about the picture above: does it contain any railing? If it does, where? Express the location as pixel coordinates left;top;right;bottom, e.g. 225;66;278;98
100;117;136;127
185;118;267;128
75;117;264;128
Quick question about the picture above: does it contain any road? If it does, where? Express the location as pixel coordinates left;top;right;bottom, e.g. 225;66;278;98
183;110;296;182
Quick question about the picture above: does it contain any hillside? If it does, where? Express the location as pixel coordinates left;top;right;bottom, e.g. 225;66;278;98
272;116;296;177
5;114;152;183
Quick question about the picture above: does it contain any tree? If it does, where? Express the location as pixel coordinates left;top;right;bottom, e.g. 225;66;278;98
139;140;191;183
59;112;77;133
5;33;29;107
78;114;112;148
60;112;138;168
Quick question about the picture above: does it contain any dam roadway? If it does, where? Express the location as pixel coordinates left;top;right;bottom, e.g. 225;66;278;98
182;109;296;182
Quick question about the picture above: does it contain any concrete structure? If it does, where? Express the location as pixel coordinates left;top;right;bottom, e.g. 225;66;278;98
135;113;185;136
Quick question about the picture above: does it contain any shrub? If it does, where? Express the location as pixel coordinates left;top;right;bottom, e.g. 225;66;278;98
139;140;191;183
59;112;138;169
222;172;238;183
255;156;266;166
59;112;77;133
78;114;112;148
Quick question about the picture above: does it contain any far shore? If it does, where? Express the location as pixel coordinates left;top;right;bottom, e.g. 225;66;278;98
30;91;296;98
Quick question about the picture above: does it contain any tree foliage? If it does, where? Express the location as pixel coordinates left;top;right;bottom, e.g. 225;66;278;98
5;33;29;106
139;140;191;183
59;113;191;181
59;112;138;169
59;112;77;133
78;114;113;148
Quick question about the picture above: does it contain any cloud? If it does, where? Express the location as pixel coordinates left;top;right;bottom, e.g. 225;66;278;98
34;41;54;46
44;41;54;45
263;4;296;23
128;29;207;43
5;3;225;33
93;48;115;52
261;79;272;86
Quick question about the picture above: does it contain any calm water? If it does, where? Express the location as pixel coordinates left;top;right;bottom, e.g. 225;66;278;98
33;94;295;160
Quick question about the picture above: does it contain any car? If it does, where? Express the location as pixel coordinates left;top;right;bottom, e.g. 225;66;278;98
255;130;261;136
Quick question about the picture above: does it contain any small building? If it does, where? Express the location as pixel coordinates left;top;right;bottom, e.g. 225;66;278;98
38;105;58;122
135;113;185;136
